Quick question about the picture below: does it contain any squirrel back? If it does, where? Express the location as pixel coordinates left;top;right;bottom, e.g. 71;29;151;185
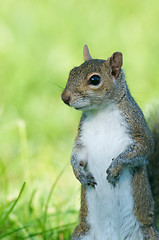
147;106;159;223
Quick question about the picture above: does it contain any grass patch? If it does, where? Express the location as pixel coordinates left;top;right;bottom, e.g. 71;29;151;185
0;0;159;239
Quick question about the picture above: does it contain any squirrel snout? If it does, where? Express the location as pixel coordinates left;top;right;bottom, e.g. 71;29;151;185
61;90;71;106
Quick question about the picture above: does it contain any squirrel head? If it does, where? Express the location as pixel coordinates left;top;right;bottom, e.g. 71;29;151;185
61;45;125;111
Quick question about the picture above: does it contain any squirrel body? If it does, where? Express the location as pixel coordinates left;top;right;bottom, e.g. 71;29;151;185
61;45;159;240
79;105;142;239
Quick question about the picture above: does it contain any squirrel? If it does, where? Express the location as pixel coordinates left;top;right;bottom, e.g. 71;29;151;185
61;45;159;240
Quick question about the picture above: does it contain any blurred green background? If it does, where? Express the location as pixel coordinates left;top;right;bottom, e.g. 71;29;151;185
0;0;159;239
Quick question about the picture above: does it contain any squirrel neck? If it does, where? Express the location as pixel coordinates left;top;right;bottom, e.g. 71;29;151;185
83;83;133;118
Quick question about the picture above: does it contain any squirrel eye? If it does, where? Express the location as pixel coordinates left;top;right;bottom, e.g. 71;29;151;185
88;75;101;86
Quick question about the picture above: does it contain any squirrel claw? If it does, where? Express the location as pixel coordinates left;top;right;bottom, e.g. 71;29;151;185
106;161;121;186
106;172;119;186
77;164;97;188
86;172;97;188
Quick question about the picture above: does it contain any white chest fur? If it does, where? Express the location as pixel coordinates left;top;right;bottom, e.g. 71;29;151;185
81;105;143;240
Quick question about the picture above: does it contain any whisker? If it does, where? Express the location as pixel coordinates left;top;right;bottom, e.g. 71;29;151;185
50;81;64;90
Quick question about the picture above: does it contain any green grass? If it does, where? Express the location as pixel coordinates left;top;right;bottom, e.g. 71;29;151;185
0;0;159;239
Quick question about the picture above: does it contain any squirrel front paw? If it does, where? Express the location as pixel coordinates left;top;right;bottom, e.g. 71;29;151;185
106;160;122;186
73;161;97;188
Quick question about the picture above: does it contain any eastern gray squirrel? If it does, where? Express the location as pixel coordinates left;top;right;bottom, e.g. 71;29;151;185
61;45;159;240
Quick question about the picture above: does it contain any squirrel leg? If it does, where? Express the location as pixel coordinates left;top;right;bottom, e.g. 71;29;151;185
132;167;159;240
141;225;159;240
71;143;97;187
71;186;90;240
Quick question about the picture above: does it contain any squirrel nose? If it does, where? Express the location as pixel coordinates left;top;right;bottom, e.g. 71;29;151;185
61;90;71;105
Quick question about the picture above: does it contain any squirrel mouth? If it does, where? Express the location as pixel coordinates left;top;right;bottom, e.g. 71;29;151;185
74;105;88;110
75;107;84;110
75;106;91;111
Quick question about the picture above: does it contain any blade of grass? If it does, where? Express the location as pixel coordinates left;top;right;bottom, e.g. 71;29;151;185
0;226;27;239
42;162;69;239
22;222;77;239
0;182;26;225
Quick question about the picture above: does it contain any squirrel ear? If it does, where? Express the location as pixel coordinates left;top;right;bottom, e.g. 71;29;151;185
83;44;92;61
107;52;123;79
